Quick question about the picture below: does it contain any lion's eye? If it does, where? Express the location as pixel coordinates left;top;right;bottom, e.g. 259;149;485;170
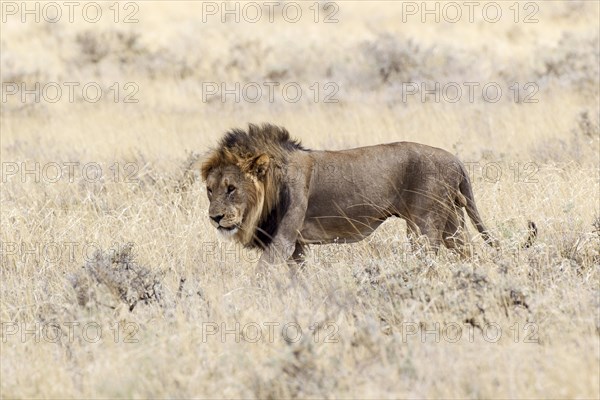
207;188;212;195
227;185;236;194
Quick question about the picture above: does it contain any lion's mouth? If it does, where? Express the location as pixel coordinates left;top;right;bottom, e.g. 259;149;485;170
217;224;239;237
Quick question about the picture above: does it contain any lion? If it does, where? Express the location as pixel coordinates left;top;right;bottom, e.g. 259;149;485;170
201;123;536;270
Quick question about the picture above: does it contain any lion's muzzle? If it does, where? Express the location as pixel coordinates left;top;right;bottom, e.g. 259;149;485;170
209;212;241;238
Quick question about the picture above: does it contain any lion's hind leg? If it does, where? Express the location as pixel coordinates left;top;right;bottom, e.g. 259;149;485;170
409;212;444;254
442;206;472;258
399;192;448;255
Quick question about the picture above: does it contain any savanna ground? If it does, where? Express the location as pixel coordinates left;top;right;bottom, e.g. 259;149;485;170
1;1;599;398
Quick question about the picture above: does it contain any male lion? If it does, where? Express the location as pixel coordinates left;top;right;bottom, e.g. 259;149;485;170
201;123;536;270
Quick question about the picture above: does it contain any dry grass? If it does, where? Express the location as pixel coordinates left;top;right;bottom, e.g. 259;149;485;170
1;1;599;398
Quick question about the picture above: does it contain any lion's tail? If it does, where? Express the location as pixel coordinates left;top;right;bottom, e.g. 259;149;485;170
457;166;499;249
458;165;537;249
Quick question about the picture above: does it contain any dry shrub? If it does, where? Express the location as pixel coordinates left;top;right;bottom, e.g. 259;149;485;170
174;151;202;193
358;33;482;104
69;244;164;311
250;336;338;399
530;109;599;163
536;32;600;93
74;29;190;80
547;218;600;272
362;35;427;85
353;258;532;332
572;110;600;139
224;39;274;81
75;31;141;65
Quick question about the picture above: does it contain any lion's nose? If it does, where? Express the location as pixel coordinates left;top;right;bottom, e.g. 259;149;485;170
210;214;224;224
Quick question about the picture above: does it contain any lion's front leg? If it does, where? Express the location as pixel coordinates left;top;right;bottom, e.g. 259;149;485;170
255;237;300;283
290;242;306;265
255;187;308;280
257;237;297;268
287;242;307;279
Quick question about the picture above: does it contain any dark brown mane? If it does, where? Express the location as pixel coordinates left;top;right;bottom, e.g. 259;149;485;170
201;123;307;181
221;123;306;155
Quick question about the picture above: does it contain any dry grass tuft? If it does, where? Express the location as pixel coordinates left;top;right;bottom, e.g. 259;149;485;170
70;244;164;311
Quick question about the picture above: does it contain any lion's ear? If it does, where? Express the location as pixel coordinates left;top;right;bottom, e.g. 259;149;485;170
200;155;218;181
200;162;212;181
246;154;270;178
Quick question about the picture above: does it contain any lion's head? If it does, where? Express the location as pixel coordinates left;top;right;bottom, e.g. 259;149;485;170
201;124;305;247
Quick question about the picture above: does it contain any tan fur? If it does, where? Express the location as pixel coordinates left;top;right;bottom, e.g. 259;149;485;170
202;124;536;269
